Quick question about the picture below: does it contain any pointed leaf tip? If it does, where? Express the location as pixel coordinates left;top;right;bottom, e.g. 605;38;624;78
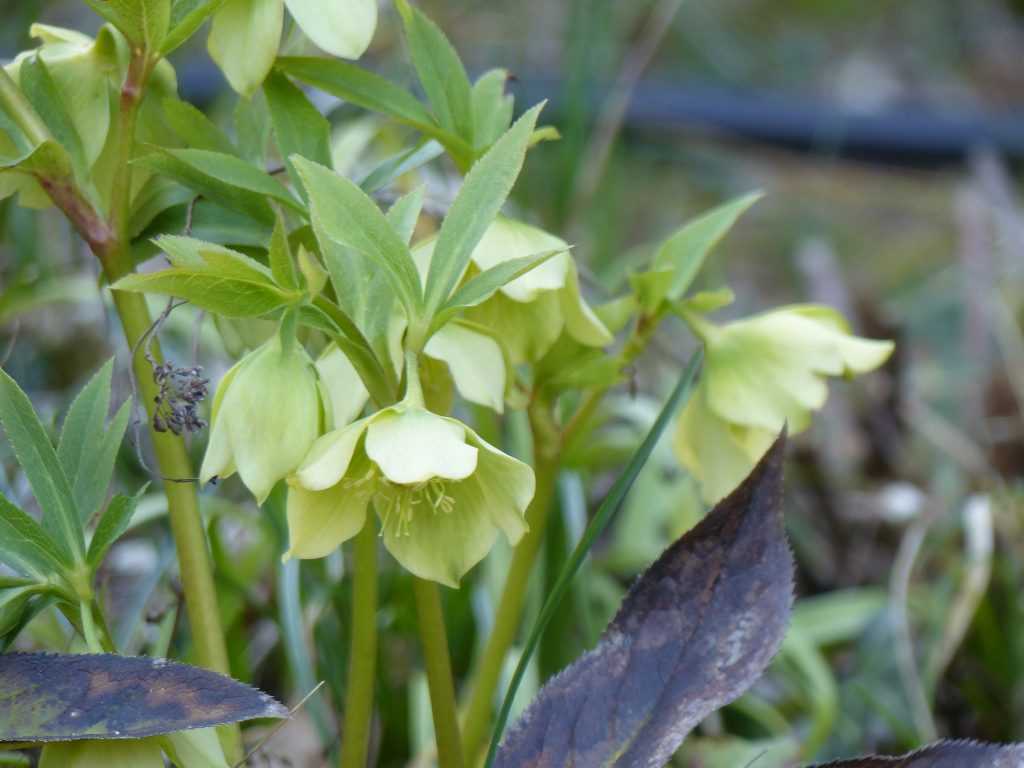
494;430;791;768
0;653;288;742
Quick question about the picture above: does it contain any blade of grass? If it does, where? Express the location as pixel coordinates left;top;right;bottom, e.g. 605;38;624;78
483;349;702;766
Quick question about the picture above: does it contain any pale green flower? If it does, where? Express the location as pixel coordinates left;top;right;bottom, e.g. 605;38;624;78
209;0;377;96
676;304;894;503
39;727;227;768
201;335;323;503
415;216;613;364
285;404;534;587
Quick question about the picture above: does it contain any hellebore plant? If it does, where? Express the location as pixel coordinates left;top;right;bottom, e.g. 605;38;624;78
0;1;927;768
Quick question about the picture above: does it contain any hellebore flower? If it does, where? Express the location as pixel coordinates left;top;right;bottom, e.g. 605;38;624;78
209;0;377;96
39;727;227;768
285;404;534;587
200;335;322;503
675;304;894;503
415;216;613;364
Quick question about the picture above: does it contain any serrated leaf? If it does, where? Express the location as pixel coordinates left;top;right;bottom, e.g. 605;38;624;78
113;270;293;318
134;148;301;224
809;741;1024;767
294;156;422;313
395;0;473;141
161;98;237;155
268;216;299;290
494;430;791;768
161;0;225;55
423;105;541;315
263;70;331;194
87;491;143;568
0;652;289;741
276;56;435;132
57;362;131;524
471;69;513;151
0;369;84;563
18;57;87;181
0;492;71;583
650;191;762;305
84;0;171;50
438;248;562;324
358;139;444;194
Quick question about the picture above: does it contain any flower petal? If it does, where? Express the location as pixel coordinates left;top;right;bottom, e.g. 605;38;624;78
471;217;570;302
293;417;370;491
463;431;533;542
366;409;478;484
208;0;283;97
284;476;371;560
425;323;506;412
284;0;377;60
316;344;370;429
466;290;564;364
379;478;497;588
559;261;613;348
162;728;229;768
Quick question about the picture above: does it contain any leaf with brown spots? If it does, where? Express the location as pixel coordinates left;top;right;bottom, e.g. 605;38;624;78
0;653;288;742
494;433;792;768
808;741;1024;767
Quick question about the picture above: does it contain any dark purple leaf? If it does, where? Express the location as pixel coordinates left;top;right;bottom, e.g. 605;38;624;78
496;433;792;768
809;741;1024;767
0;653;288;741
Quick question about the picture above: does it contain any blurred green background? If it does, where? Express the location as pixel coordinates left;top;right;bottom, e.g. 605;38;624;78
2;1;1024;766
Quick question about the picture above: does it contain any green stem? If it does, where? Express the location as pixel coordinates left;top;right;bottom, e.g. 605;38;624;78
339;523;379;768
79;601;103;653
460;401;560;764
413;577;464;768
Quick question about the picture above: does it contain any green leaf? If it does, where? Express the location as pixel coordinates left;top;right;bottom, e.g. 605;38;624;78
263;70;331;194
276;56;435;132
294;156;422;314
57;360;131;524
0;492;71;583
0;369;84;563
268;216;299;290
85;0;171;50
485;351;704;766
651;191;762;303
0;652;289;741
162;0;226;55
436;248;563;327
128;175;196;239
395;0;473;141
87;490;144;568
471;69;513;151
113;269;294;318
18;57;87;181
161;98;237;155
423;104;541;315
386;186;424;246
359;140;444;195
134;148;301;224
0;140;72;185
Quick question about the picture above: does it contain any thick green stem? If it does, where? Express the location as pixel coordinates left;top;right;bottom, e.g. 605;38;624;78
413;577;464;768
340;524;379;768
460;402;560;764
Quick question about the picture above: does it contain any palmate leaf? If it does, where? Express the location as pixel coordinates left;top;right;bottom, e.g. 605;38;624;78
493;424;792;768
809;741;1024;767
0;653;288;742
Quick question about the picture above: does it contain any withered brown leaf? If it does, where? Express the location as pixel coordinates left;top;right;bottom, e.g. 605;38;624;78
0;652;288;742
495;432;792;768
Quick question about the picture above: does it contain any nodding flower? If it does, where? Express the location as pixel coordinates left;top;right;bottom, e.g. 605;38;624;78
284;402;535;588
200;334;323;504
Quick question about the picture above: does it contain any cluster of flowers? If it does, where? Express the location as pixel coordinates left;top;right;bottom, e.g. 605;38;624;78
202;218;893;587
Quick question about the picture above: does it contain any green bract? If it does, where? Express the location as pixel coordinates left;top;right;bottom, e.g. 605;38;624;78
675;304;894;502
285;403;534;587
201;334;323;503
416;216;612;363
209;0;377;97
